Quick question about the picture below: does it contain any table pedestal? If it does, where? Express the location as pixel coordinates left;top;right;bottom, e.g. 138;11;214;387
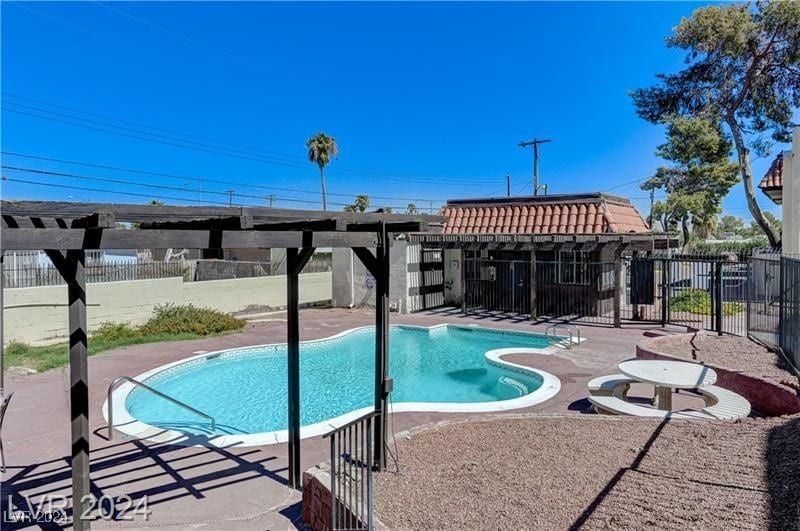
655;386;673;411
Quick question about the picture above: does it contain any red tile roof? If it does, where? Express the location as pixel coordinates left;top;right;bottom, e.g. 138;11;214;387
759;155;784;204
760;155;783;190
439;193;650;235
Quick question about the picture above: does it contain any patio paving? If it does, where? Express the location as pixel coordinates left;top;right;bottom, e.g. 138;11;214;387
1;307;684;529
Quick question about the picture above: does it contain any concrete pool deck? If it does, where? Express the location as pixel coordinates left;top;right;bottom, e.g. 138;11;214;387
1;308;686;529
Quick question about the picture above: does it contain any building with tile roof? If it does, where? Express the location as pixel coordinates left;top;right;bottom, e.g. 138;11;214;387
759;156;783;204
334;192;672;324
438;193;650;235
759;129;798;256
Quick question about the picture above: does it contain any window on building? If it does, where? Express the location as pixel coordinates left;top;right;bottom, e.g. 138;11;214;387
559;250;590;285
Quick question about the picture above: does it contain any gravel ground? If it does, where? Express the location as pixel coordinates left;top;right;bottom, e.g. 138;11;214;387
375;414;800;530
655;334;800;390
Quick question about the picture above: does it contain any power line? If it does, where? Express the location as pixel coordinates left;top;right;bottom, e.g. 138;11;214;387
2;165;426;210
1;151;447;203
8;1;137;51
3;103;311;170
3;176;260;208
5;175;441;212
2;165;328;207
92;1;263;69
603;177;650;192
3;93;491;186
3;93;307;163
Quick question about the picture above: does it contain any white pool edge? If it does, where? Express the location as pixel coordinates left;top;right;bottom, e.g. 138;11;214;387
102;323;565;448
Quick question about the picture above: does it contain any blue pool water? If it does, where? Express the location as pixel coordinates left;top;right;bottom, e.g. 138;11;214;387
125;325;554;435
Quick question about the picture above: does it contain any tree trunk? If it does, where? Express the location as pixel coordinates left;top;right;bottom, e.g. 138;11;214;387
681;216;691;249
319;166;327;211
726;115;780;247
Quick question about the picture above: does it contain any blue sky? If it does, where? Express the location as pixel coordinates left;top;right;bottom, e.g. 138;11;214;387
0;1;786;219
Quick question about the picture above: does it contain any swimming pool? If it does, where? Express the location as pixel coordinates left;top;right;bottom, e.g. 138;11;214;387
105;324;562;446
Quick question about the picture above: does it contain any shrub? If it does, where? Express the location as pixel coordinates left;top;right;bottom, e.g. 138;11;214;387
5;341;31;358
138;304;245;336
92;322;139;342
670;289;744;316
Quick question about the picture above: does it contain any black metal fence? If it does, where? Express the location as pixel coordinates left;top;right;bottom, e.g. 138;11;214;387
779;257;800;371
324;411;376;531
747;255;782;347
462;253;767;336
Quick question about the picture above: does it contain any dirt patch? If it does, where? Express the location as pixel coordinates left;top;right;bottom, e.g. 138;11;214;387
375;415;800;530
655;334;800;390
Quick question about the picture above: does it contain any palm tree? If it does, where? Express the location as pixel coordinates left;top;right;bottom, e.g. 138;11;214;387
305;132;339;210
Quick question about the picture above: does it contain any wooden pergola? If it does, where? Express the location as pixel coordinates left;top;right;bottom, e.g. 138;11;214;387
0;200;443;530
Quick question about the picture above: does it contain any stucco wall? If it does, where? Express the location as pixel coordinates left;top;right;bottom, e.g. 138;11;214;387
3;272;332;345
784;127;799;256
331;241;409;312
443;249;462;306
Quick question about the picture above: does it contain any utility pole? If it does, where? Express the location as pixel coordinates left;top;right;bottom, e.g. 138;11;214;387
648;188;655;228
225;189;235;207
506;173;511;197
519;138;552;195
266;194;276;207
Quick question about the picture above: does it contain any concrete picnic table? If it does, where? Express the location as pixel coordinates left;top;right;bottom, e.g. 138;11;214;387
618;359;717;411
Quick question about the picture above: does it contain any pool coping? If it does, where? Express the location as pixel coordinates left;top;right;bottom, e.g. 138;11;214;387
102;323;567;448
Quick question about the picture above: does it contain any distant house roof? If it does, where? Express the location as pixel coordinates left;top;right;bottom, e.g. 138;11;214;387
438;193;650;235
759;155;783;204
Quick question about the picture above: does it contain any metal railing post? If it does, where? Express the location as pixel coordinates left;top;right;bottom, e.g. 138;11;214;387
715;261;724;336
660;259;668;326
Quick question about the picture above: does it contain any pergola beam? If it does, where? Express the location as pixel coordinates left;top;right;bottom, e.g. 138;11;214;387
2;228;381;251
0;200;444;228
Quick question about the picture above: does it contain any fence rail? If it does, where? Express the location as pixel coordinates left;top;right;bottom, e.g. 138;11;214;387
324;411;376;531
2;255;333;288
779;257;800;372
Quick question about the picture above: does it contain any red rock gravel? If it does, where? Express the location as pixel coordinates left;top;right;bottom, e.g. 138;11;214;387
375;414;800;530
656;334;799;390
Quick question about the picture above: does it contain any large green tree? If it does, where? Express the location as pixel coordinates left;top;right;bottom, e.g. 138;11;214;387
632;1;800;246
717;214;748;237
305;132;339;211
642;116;739;247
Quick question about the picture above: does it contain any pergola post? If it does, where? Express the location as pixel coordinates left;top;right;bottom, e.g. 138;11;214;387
460;248;466;313
374;224;390;471
530;250;537;320
286;246;315;490
46;249;91;530
352;223;391;472
613;244;625;328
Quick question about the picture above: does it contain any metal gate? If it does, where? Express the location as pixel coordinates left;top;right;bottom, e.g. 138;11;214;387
657;258;749;335
418;248;445;310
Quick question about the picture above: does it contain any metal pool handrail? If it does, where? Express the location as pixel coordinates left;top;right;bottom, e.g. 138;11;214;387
107;376;215;440
545;323;581;349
